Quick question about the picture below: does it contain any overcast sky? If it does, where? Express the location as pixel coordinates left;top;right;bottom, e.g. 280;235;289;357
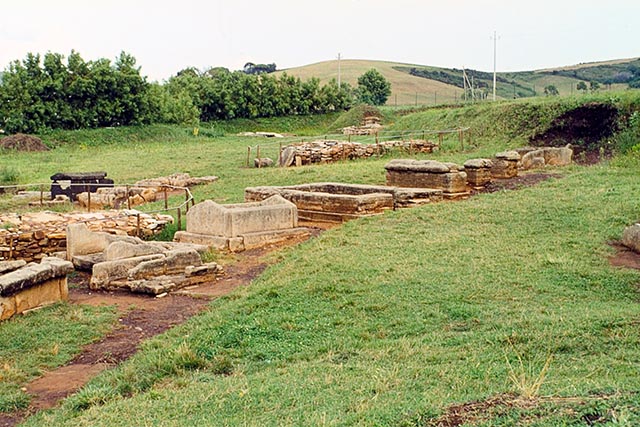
1;0;638;82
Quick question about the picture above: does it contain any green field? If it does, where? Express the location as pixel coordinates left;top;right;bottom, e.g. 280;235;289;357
1;94;640;426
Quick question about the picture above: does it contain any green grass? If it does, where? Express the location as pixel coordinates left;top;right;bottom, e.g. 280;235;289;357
0;302;117;412
3;98;640;425
18;154;640;426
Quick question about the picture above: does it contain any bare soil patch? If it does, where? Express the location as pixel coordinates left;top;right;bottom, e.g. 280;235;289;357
609;242;640;270
477;172;562;194
0;134;49;152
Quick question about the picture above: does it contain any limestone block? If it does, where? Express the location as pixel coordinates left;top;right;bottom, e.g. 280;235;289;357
622;224;640;253
464;159;493;187
543;147;572;166
186;195;298;237
385;160;468;193
491;159;519;179
520;150;546;170
254;158;274;168
15;278;67;314
104;241;165;261
164;248;202;273
128;258;168;280
66;223;139;259
90;254;165;289
0;262;54;297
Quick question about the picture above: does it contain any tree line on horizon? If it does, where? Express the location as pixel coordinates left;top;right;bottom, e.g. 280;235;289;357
0;51;391;134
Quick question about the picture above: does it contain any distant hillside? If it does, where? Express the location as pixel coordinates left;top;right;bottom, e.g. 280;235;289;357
276;60;462;106
539;57;640;87
277;58;639;105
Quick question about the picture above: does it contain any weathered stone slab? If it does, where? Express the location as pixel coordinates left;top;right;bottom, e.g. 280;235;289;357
90;254;165;289
104;241;165;261
0;257;72;320
0;260;27;275
72;253;105;271
385;160;467;193
66;223;139;260
185;195;298;238
622;224;640;253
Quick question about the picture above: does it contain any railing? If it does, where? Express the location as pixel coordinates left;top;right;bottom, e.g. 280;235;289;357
0;183;196;260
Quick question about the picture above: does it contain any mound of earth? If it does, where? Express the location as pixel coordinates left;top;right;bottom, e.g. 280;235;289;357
0;133;49;152
529;102;618;152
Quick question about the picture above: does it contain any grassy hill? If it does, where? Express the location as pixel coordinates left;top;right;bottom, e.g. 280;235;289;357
278;58;639;105
276;59;463;106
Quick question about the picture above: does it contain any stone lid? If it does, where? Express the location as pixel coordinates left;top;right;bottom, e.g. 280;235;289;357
384;159;459;173
50;171;108;181
463;158;493;169
495;151;521;161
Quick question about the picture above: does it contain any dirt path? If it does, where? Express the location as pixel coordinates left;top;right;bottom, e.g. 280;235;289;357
0;233;320;427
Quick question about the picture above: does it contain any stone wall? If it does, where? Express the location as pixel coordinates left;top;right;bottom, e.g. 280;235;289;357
279;139;437;167
0;210;173;262
245;183;443;222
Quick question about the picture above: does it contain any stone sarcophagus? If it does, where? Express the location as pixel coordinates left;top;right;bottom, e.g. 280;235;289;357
50;172;114;201
244;182;443;223
0;257;74;320
384;159;469;198
491;151;520;179
463;158;493;187
174;195;310;252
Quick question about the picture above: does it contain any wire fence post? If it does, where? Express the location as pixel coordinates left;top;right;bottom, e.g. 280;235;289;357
459;129;464;151
39;184;44;205
185;189;190;213
177;208;182;231
126;185;131;210
136;213;141;238
164;189;168;209
86;184;91;213
246;146;251;167
256;145;261;168
278;142;283;167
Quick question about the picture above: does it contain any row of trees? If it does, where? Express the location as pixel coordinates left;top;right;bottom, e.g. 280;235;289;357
0;51;392;133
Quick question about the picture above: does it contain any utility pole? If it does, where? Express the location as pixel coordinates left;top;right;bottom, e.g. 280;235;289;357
337;53;341;88
492;30;498;101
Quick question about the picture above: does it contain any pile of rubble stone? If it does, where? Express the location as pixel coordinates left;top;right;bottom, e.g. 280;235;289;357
278;139;438;167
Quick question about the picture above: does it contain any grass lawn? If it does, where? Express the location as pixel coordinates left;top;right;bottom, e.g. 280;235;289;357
17;155;640;426
0;303;117;412
2;100;640;425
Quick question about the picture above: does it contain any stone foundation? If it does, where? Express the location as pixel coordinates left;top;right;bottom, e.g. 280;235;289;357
0;257;73;320
245;182;443;223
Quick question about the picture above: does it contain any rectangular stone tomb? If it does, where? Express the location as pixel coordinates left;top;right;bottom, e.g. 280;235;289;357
174;195;310;251
244;182;443;223
0;257;73;320
491;151;520;179
50;171;114;201
384;160;469;199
